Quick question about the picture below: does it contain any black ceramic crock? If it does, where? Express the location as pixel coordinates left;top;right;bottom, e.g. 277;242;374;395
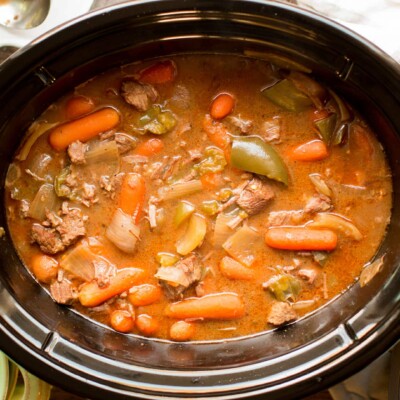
0;1;399;399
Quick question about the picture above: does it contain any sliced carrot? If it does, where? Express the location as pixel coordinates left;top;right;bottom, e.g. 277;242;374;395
49;107;120;151
134;138;164;157
110;310;135;333
79;267;146;307
288;139;328;161
210;93;235;120
31;254;58;284
200;172;224;190
219;256;255;280
165;293;245;320
136;314;159;336
119;173;146;223
265;227;337;251
138;60;176;84
169;321;195;341
202;114;231;162
65;95;95;120
128;284;162;306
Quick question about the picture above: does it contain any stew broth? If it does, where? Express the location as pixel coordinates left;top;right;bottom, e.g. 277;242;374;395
5;55;392;341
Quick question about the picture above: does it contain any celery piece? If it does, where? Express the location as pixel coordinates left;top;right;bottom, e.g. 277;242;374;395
266;274;301;302
194;146;227;176
139;105;176;135
156;252;180;267
231;136;288;185
201;200;219;216
262;79;313;112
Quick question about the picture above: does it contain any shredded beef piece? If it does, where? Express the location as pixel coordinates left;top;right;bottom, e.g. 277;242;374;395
31;206;86;255
94;259;116;288
267;210;305;226
304;193;332;214
19;199;30;218
67;141;86;165
120;79;158;112
267;302;298;326
50;279;76;304
297;268;318;284
155;254;202;299
115;133;137;154
228;116;253;134
237;177;275;215
261;117;281;143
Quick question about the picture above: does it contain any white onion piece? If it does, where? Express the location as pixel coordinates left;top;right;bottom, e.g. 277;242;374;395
106;208;140;253
28;184;60;221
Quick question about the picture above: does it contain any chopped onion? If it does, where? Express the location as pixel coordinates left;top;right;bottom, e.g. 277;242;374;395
16;121;56;161
176;213;207;255
28;184;60;221
106;208;140;253
360;255;385;287
84;140;120;177
222;225;260;266
26;153;52;180
60;243;97;281
213;213;235;247
307;212;363;241
159;180;202;201
5;163;21;188
309;174;332;197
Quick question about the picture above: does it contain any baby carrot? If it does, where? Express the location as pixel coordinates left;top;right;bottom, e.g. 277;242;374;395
203;114;231;149
210;93;235;120
79;267;146;307
31;254;58;284
265;227;337;251
200;172;224;190
110;310;135;333
128;284;162;306
165;293;245;320
219;256;255;280
65;95;95;120
134;138;164;157
138;60;176;84
169;321;195;341
49;107;120;151
136;314;159;336
288;140;328;161
119;173;146;223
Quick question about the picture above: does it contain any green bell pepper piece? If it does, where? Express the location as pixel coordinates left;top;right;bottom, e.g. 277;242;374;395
262;79;313;112
315;113;337;144
231;136;289;185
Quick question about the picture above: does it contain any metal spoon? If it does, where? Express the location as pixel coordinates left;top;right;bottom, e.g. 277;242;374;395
0;0;50;29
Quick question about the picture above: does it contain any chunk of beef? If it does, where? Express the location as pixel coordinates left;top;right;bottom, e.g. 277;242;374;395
237;177;275;215
267;302;298;326
31;206;86;255
94;259;116;288
19;199;30;218
115;133;137;154
155;254;202;299
304;193;332;214
267;210;305;226
50;279;76;304
228;116;253;134
297;268;318;284
261;117;281;143
67;141;86;165
121;79;158;112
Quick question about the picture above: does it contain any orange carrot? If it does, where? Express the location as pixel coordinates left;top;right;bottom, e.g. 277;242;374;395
128;284;162;306
134;138;164;157
136;314;159;336
65;95;95;120
202;114;231;162
265;227;337;251
200;172;224;190
210;93;235;120
288;140;328;161
79;268;146;307
138;60;176;84
169;321;195;341
49;107;120;151
110;310;135;333
219;256;255;280
31;254;58;284
119;173;146;223
165;293;245;320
